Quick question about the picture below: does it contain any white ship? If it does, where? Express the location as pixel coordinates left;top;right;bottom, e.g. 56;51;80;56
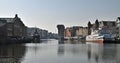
86;29;115;43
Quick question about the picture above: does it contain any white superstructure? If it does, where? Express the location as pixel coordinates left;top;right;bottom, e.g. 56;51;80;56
86;29;115;42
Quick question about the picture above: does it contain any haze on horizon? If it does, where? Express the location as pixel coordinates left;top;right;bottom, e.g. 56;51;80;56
0;0;120;33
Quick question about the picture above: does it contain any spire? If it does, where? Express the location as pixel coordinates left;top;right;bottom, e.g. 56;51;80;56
95;19;99;30
15;14;18;18
118;17;120;20
88;21;92;28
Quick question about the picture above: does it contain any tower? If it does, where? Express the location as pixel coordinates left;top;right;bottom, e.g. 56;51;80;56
57;24;65;41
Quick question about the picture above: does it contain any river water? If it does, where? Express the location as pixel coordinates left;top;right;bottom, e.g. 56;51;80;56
0;39;120;63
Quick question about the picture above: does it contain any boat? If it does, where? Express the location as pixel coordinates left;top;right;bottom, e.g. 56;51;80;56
86;29;115;43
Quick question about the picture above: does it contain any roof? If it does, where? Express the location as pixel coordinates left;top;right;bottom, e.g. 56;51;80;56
100;21;115;22
117;17;120;21
0;14;20;23
99;21;116;26
0;18;14;23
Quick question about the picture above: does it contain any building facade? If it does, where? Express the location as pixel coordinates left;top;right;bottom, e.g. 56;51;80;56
0;14;27;39
89;20;117;38
99;21;116;35
116;17;120;38
0;19;7;41
65;26;88;37
76;27;83;37
76;27;88;37
27;27;57;39
65;27;71;37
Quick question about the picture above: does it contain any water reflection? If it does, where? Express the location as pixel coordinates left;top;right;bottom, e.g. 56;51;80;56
87;44;120;63
102;44;119;63
57;45;65;56
58;40;64;44
0;44;26;63
1;39;120;63
58;40;85;44
57;40;120;63
87;44;91;61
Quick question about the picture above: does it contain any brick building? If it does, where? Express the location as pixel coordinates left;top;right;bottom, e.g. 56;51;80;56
65;26;88;37
65;27;72;37
0;14;27;40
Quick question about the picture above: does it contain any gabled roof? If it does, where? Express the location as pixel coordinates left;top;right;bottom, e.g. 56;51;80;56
100;21;115;22
0;14;20;23
117;17;120;21
99;21;116;26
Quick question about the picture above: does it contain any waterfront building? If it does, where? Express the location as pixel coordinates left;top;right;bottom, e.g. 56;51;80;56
65;26;88;38
99;21;116;35
27;27;41;38
57;24;65;40
48;32;58;39
82;27;88;37
116;17;120;38
65;26;81;37
71;26;80;37
41;30;48;39
65;27;72;37
86;20;117;42
0;14;26;39
89;19;100;32
0;19;7;41
52;33;58;39
76;27;83;37
89;20;116;35
76;27;88;37
48;32;53;39
27;27;57;39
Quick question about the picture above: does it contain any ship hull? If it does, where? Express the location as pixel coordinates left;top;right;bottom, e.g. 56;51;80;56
86;38;117;43
86;39;104;44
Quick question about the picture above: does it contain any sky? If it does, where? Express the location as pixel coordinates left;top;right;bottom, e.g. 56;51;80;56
0;0;120;33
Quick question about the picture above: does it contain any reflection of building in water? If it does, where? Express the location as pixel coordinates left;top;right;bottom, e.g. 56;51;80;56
65;40;83;44
87;44;103;62
57;45;65;56
87;44;91;61
57;44;87;56
87;44;120;63
58;40;64;44
0;44;26;63
102;44;117;59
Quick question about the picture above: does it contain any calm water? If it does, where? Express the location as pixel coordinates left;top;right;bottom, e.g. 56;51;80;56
0;39;120;63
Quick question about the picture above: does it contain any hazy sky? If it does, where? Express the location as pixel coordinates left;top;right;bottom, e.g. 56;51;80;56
0;0;120;33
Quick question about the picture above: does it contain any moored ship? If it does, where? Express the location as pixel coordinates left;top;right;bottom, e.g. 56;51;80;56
86;29;115;43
